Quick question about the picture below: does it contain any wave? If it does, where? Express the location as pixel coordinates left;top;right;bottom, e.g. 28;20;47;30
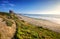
22;14;60;24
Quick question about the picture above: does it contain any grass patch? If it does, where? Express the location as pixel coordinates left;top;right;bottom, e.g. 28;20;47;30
14;19;60;39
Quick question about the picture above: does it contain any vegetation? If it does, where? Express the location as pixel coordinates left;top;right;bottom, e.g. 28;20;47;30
0;12;11;17
14;19;60;39
0;12;60;39
0;12;14;27
6;20;13;26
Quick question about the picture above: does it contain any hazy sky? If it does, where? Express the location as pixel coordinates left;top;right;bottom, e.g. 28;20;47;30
0;0;60;14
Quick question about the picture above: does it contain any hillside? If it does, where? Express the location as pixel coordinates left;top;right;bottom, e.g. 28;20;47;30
0;12;60;39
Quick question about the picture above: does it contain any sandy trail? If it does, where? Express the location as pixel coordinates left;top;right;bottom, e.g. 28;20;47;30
17;15;60;33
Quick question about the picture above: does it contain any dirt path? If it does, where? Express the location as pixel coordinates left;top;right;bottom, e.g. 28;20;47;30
17;15;60;33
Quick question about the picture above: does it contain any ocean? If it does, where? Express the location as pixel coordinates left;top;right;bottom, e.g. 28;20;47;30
22;14;60;24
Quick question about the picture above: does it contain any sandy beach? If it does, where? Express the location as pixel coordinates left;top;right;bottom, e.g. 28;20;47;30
17;15;60;33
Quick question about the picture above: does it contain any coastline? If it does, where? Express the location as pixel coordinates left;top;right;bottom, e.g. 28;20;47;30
17;15;60;33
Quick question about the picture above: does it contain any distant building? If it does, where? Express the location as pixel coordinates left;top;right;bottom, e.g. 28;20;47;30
9;10;14;14
9;10;14;18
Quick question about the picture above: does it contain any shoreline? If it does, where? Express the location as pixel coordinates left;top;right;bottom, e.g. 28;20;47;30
22;14;60;25
17;15;60;33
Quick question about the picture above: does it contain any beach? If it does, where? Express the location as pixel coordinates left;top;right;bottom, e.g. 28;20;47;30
17;15;60;33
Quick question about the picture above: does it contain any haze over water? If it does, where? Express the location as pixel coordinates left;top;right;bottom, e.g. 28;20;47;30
23;14;60;24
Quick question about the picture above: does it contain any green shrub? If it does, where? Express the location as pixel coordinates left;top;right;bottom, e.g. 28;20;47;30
21;20;25;22
31;31;39;38
6;20;13;26
12;15;18;19
37;26;43;29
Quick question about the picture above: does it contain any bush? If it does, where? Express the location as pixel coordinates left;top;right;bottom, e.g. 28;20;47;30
21;20;25;22
6;20;13;26
31;31;39;38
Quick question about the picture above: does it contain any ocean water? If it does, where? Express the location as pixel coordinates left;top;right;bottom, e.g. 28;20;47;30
22;14;60;24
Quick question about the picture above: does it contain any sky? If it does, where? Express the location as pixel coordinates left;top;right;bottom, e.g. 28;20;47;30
0;0;60;14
